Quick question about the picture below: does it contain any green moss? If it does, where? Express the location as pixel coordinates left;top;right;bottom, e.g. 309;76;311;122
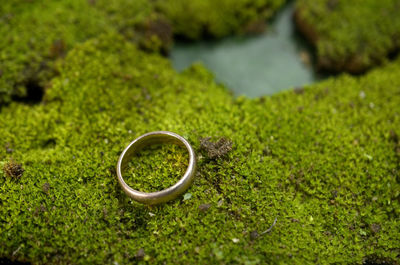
295;0;400;73
0;33;399;264
0;0;286;106
2;159;24;179
157;0;286;39
126;144;189;193
0;0;164;106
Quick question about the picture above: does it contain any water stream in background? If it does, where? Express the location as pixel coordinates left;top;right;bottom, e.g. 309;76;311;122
170;3;328;97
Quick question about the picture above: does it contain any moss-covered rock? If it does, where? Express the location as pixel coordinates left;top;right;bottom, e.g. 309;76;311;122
157;0;286;39
0;0;169;106
0;0;286;106
1;33;399;264
295;0;400;73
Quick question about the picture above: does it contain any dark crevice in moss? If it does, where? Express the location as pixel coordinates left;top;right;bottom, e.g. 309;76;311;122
293;6;351;75
292;11;336;78
136;15;173;55
0;258;31;265
11;79;44;105
42;138;57;149
362;254;399;265
388;49;400;61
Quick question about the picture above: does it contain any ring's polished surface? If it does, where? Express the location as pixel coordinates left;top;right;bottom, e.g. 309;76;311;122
116;131;196;205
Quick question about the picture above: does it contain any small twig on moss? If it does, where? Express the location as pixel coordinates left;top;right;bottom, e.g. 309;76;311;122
260;217;277;235
12;245;22;256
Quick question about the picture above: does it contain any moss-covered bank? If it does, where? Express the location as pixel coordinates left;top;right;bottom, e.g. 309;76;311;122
1;33;399;264
0;0;285;106
3;0;400;106
0;0;166;106
295;0;400;73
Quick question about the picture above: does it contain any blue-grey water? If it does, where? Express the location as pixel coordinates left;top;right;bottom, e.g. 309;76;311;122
170;4;325;97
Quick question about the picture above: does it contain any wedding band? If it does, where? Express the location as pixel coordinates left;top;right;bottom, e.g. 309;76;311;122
116;131;196;205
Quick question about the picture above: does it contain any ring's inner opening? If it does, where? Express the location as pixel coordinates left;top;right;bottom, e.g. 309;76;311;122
123;142;189;193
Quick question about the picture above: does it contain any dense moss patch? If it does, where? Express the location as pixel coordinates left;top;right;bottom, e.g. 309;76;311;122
0;0;164;106
0;33;399;264
125;143;189;193
295;0;400;73
0;0;285;106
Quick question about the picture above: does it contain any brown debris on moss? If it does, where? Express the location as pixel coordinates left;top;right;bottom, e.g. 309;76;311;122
136;15;173;54
200;137;233;160
135;248;145;260
198;203;212;212
49;39;66;59
42;183;50;194
3;160;24;179
5;143;14;153
370;223;381;234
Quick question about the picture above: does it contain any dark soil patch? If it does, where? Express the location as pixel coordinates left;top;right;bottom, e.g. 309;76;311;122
0;258;31;265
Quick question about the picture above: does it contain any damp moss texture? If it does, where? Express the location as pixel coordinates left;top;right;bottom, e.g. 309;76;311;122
156;0;285;39
1;33;400;264
0;0;166;106
0;0;285;106
295;0;400;73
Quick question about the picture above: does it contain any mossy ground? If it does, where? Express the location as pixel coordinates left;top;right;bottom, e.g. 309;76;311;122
1;33;399;264
0;0;159;105
2;0;400;105
0;0;284;106
125;144;189;193
295;0;400;73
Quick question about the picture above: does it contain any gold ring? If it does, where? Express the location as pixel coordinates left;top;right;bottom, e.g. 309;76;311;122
116;131;196;205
